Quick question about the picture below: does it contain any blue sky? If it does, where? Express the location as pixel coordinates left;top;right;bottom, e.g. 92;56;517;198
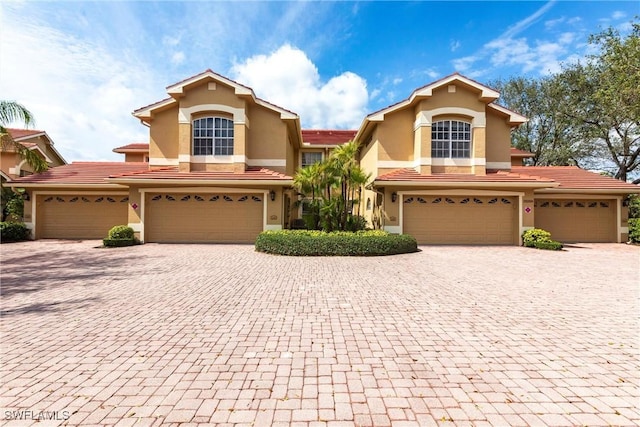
1;1;637;162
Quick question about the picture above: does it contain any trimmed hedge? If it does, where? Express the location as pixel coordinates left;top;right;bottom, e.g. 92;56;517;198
255;230;418;256
629;218;640;244
522;228;563;251
103;225;137;247
0;222;30;242
532;240;563;250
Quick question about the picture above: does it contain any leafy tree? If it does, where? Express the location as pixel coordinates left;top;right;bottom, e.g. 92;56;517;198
0;100;48;173
491;76;580;166
555;22;640;182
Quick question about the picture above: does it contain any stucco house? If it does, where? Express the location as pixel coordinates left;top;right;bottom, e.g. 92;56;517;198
9;70;639;244
1;129;67;181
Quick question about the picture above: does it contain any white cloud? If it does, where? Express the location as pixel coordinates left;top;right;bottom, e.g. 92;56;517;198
611;11;626;20
0;5;159;162
392;78;403;85
171;51;186;65
230;44;368;129
450;40;461;52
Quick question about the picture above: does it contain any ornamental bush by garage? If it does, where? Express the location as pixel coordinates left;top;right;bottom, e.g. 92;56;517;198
0;222;30;242
522;228;563;251
255;229;418;256
103;225;137;247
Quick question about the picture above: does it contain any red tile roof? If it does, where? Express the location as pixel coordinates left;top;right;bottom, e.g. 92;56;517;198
9;162;148;185
511;166;640;190
6;128;45;139
109;166;292;181
376;168;555;184
302;130;356;145
510;147;534;157
113;143;150;153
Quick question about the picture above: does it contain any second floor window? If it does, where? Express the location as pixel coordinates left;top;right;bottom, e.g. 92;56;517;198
193;117;234;156
301;151;323;168
431;120;471;158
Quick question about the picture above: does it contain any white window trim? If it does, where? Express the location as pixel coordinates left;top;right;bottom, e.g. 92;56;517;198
299;150;324;168
431;120;472;159
192;116;234;156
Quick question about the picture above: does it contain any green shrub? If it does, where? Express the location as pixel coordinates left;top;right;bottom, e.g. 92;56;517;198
0;222;30;242
522;228;552;247
103;238;137;247
103;225;136;247
255;229;418;256
629;218;640;244
107;225;134;240
533;240;563;250
628;195;640;219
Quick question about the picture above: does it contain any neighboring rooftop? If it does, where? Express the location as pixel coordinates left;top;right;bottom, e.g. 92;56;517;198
108;166;292;183
301;130;357;145
376;168;556;185
511;166;640;191
5;128;47;140
510;147;534;157
113;143;150;153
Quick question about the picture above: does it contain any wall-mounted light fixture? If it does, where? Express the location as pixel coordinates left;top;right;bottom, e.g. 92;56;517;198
22;192;30;201
269;190;276;201
391;192;397;203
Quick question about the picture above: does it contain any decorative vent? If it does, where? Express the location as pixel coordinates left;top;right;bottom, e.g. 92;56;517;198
445;198;455;204
432;197;442;204
69;197;79;203
417;197;427;204
460;198;470;204
95;197;103;203
488;198;498;204
106;197;116;203
210;195;219;202
252;196;262;202
502;198;512;205
82;197;91;202
600;202;609;208
120;197;129;202
180;195;191;202
588;202;597;208
44;197;53;202
540;201;549;207
576;201;585;207
238;195;248;202
194;195;204;201
473;198;483;204
223;195;233;202
165;195;176;201
564;202;574;208
551;201;560;207
56;197;65;202
151;195;162;201
404;197;414;204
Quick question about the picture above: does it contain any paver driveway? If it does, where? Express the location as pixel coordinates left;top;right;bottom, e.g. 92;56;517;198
1;241;639;426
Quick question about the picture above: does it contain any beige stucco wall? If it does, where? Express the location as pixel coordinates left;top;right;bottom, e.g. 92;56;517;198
124;153;147;162
420;84;486;112
180;81;244;110
485;110;512;166
246;106;288;161
150;107;179;165
377;109;414;162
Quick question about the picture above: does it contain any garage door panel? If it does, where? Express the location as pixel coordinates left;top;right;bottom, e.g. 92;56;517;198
403;196;516;245
535;199;615;242
38;195;128;239
145;193;263;243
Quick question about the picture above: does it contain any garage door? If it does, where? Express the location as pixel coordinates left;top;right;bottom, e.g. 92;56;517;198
403;195;517;245
37;195;128;239
535;199;616;242
145;193;264;243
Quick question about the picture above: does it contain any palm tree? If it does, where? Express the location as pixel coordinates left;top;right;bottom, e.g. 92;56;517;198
0;101;48;173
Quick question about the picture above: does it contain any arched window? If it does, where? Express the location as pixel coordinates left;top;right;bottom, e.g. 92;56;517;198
192;117;234;156
431;120;471;158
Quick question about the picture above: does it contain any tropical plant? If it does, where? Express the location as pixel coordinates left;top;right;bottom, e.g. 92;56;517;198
0;100;48;173
292;141;371;232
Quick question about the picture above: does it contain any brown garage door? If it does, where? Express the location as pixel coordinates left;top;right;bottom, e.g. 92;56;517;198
145;193;264;243
403;195;517;245
535;199;616;242
37;194;128;239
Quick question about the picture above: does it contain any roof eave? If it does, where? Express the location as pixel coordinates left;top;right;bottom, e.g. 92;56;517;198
536;187;640;194
106;178;294;186
6;182;129;189
373;180;559;188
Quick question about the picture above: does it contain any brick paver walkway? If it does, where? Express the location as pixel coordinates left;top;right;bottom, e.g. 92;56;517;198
1;241;639;426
